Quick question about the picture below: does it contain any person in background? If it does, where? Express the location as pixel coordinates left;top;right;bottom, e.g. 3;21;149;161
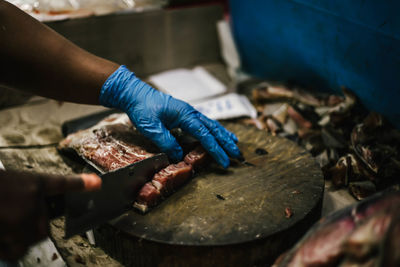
0;0;241;261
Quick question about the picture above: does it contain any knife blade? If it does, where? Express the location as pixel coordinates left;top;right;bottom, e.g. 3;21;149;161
61;153;169;238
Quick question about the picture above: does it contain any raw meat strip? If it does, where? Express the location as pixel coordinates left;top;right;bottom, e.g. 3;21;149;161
59;113;157;172
152;162;193;196
133;182;162;213
133;146;208;213
184;145;208;169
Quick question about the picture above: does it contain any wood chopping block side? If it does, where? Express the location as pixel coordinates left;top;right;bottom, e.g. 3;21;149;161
93;123;324;266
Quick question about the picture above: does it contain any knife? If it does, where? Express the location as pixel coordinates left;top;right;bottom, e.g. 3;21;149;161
47;153;169;238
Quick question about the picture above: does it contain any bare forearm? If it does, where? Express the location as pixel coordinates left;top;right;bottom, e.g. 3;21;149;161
0;0;119;104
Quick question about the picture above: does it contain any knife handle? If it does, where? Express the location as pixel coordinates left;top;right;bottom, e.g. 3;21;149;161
45;194;65;219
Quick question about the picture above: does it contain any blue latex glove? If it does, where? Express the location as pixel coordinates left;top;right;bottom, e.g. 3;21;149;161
99;66;241;168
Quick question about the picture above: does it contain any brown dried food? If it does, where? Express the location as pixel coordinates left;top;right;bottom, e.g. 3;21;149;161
274;191;400;267
287;105;313;129
246;80;400;200
285;207;293;218
349;181;376;201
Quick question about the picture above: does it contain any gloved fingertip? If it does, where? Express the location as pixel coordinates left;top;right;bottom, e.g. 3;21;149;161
213;151;230;168
231;133;239;143
220;158;230;169
237;151;245;162
220;140;242;160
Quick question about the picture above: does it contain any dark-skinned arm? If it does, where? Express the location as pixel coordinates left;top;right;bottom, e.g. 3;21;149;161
0;0;242;167
0;0;119;104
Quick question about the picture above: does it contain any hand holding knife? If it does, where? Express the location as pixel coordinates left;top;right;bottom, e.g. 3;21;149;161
0;153;168;261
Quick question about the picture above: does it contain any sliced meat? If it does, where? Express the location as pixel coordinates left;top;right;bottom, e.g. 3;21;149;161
152;162;193;196
59;113;157;172
184;146;208;169
134;146;208;213
60;114;211;214
133;182;162;213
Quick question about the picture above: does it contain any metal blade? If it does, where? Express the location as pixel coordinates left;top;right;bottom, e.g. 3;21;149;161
64;153;169;238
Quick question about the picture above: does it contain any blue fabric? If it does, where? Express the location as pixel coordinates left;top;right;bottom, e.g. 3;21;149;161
229;0;400;128
99;66;240;168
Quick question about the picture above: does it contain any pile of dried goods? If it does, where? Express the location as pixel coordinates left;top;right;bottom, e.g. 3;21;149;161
239;82;400;200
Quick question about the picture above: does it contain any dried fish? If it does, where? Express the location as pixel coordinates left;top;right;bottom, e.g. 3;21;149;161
327;156;349;187
266;117;282;135
272;103;289;124
261;102;287;116
252;84;323;107
282;117;298;135
349;181;377;201
329;87;357;115
245;80;400;201
287;105;313;129
274;191;400;267
321;126;347;149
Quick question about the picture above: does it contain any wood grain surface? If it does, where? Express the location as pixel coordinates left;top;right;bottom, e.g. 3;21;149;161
111;123;323;245
94;123;324;266
0;100;324;266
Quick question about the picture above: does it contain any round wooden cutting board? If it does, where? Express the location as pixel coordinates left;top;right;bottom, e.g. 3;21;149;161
94;123;324;266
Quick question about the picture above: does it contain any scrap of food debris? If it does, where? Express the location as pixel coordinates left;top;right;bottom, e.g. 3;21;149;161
255;148;268;155
52;253;58;261
285;207;293;218
291;190;301;194
216;194;225;200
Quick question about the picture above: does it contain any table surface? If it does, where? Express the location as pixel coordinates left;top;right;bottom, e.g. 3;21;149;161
0;97;355;265
0;99;123;266
111;122;324;246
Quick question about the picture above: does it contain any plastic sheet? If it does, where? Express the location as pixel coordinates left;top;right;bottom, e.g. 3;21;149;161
7;0;166;19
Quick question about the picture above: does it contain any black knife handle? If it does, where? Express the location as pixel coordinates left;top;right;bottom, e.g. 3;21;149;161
45;194;65;219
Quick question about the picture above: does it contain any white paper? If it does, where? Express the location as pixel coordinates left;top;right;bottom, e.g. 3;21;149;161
0;160;4;170
149;67;226;104
217;20;241;79
19;238;66;267
193;93;257;120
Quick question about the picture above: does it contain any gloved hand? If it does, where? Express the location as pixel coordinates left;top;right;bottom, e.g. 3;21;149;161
99;65;241;168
